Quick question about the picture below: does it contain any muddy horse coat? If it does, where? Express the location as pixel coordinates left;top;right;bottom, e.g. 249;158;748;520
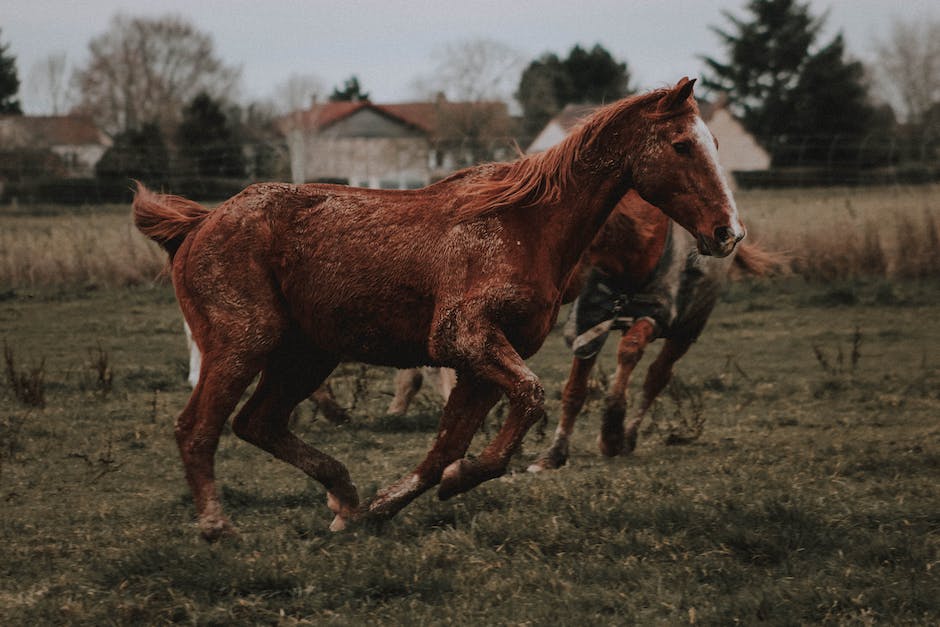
133;78;744;540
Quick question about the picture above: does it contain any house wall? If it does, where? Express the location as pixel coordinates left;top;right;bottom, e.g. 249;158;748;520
527;122;567;154
50;144;109;178
296;109;434;188
708;109;771;173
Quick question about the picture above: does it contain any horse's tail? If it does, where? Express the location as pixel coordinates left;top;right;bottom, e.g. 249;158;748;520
132;182;210;257
730;241;789;278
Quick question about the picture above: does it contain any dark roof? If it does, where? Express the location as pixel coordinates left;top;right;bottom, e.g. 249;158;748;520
0;115;109;148
278;99;508;137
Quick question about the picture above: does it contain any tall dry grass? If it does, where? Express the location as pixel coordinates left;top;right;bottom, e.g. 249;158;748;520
0;185;938;288
0;212;166;288
737;184;940;281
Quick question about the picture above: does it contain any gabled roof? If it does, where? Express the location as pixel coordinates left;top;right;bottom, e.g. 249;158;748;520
0;114;110;148
278;99;508;138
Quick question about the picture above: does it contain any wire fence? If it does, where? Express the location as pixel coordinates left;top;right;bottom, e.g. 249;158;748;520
2;133;940;204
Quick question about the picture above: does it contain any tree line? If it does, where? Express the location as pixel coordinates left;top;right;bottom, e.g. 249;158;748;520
2;0;940;187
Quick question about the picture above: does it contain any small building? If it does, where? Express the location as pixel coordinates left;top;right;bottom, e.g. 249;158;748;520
527;97;770;181
0;114;112;178
278;98;510;188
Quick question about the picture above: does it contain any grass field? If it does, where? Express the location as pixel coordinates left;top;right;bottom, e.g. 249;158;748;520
1;188;939;624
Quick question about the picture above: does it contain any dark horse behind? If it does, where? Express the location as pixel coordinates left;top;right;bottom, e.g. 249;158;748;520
133;78;745;540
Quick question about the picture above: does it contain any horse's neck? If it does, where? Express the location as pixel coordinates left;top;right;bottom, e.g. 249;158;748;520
538;174;630;287
590;195;671;284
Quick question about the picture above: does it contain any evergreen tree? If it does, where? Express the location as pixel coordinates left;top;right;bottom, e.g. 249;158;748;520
176;92;245;178
329;76;369;102
703;0;879;165
517;44;631;138
95;123;170;184
0;29;22;114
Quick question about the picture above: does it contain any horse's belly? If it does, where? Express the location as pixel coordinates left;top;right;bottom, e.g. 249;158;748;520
290;290;436;367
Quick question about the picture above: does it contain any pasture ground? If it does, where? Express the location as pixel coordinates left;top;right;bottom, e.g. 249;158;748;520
1;277;938;625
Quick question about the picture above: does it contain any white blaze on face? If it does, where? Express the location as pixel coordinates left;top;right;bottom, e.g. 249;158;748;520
692;116;745;240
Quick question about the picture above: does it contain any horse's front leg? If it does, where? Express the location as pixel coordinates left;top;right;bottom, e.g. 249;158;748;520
365;373;501;520
438;331;546;500
599;317;658;456
527;353;598;472
623;335;693;451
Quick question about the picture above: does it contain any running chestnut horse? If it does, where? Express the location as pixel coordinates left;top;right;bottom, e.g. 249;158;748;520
134;78;744;540
385;192;777;443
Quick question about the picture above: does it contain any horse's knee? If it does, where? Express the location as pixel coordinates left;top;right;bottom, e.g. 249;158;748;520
513;374;544;407
617;340;645;368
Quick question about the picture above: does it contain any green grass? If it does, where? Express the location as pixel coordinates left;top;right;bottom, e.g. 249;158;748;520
1;279;938;624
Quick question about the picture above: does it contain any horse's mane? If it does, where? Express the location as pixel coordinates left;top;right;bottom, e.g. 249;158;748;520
454;87;698;223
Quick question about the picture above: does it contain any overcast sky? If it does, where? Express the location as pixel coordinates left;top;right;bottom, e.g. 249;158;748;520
4;0;937;113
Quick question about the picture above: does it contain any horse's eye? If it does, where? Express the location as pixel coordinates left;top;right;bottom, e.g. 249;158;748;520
672;141;692;155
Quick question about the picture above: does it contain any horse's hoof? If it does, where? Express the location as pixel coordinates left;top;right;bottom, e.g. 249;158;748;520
526;461;547;473
527;449;567;473
623;428;638;454
438;458;472;500
198;516;237;543
326;490;360;532
598;432;625;457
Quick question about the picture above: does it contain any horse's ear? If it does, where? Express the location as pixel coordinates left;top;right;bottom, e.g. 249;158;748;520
658;77;697;112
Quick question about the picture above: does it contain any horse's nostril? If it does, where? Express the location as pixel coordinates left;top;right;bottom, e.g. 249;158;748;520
714;226;733;244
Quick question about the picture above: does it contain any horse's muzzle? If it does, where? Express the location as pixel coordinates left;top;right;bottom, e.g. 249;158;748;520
697;226;746;257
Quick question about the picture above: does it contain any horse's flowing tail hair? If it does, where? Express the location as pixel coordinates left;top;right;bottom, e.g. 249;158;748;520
132;182;211;257
731;242;790;278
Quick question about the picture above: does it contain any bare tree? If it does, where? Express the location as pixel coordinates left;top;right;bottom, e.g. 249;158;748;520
875;16;940;125
272;72;326;115
410;38;522;165
72;14;240;135
26;52;73;115
412;37;524;104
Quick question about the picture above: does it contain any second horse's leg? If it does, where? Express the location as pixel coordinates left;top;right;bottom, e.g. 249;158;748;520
623;336;694;452
527;354;598;472
599;318;657;456
386;368;424;415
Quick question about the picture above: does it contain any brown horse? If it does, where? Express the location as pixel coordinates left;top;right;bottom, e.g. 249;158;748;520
134;78;744;540
526;192;779;472
385;192;776;432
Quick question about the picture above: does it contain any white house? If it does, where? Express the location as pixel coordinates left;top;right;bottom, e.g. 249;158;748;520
0;114;111;178
277;98;510;188
527;97;770;180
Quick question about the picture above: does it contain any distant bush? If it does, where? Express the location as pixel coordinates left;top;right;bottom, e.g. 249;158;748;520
1;178;132;204
0;176;248;205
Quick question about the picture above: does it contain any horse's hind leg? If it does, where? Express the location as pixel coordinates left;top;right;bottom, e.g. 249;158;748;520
427;367;457;403
624;335;694;452
527;353;598;472
176;352;263;541
599;318;658;456
311;382;350;424
230;345;358;531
